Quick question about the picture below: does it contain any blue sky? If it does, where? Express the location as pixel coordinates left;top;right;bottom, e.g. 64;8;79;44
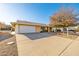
0;3;79;24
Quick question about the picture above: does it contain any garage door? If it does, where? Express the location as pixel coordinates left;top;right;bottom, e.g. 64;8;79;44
19;26;36;33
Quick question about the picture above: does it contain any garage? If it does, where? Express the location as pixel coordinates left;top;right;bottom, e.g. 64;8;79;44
15;25;36;33
19;26;36;33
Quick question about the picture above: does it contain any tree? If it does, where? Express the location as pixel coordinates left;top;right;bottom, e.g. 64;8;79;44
50;6;78;36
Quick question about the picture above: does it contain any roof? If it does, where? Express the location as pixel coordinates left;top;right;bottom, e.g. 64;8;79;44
11;20;49;27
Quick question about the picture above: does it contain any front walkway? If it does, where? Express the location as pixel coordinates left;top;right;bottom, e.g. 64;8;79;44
16;32;79;56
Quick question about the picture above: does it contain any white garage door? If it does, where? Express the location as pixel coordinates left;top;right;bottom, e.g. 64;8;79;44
19;26;36;33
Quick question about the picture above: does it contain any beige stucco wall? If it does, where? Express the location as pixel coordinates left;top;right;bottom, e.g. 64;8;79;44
35;26;41;32
15;24;19;33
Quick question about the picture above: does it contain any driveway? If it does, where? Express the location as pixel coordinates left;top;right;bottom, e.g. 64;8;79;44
16;32;79;56
23;32;56;40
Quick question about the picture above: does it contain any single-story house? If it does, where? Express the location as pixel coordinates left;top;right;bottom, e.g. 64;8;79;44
11;20;52;33
11;20;79;33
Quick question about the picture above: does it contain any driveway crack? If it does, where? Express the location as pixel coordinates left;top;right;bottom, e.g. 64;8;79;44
58;40;75;56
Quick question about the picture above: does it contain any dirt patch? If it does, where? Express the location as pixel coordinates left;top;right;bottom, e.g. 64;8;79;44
57;33;78;40
0;36;18;56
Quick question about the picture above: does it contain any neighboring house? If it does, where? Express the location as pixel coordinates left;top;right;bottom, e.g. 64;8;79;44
11;20;52;33
0;22;7;30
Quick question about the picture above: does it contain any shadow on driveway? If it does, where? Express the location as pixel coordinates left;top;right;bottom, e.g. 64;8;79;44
22;32;56;40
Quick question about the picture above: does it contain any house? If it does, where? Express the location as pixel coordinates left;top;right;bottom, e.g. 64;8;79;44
11;20;52;33
0;22;7;30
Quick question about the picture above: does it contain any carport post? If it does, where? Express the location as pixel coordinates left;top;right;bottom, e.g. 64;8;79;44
67;27;69;37
48;27;51;32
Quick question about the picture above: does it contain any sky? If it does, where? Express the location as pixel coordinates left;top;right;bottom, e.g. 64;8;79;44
0;3;79;25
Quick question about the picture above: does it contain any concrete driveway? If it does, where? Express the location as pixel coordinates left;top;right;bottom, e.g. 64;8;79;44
16;32;79;56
